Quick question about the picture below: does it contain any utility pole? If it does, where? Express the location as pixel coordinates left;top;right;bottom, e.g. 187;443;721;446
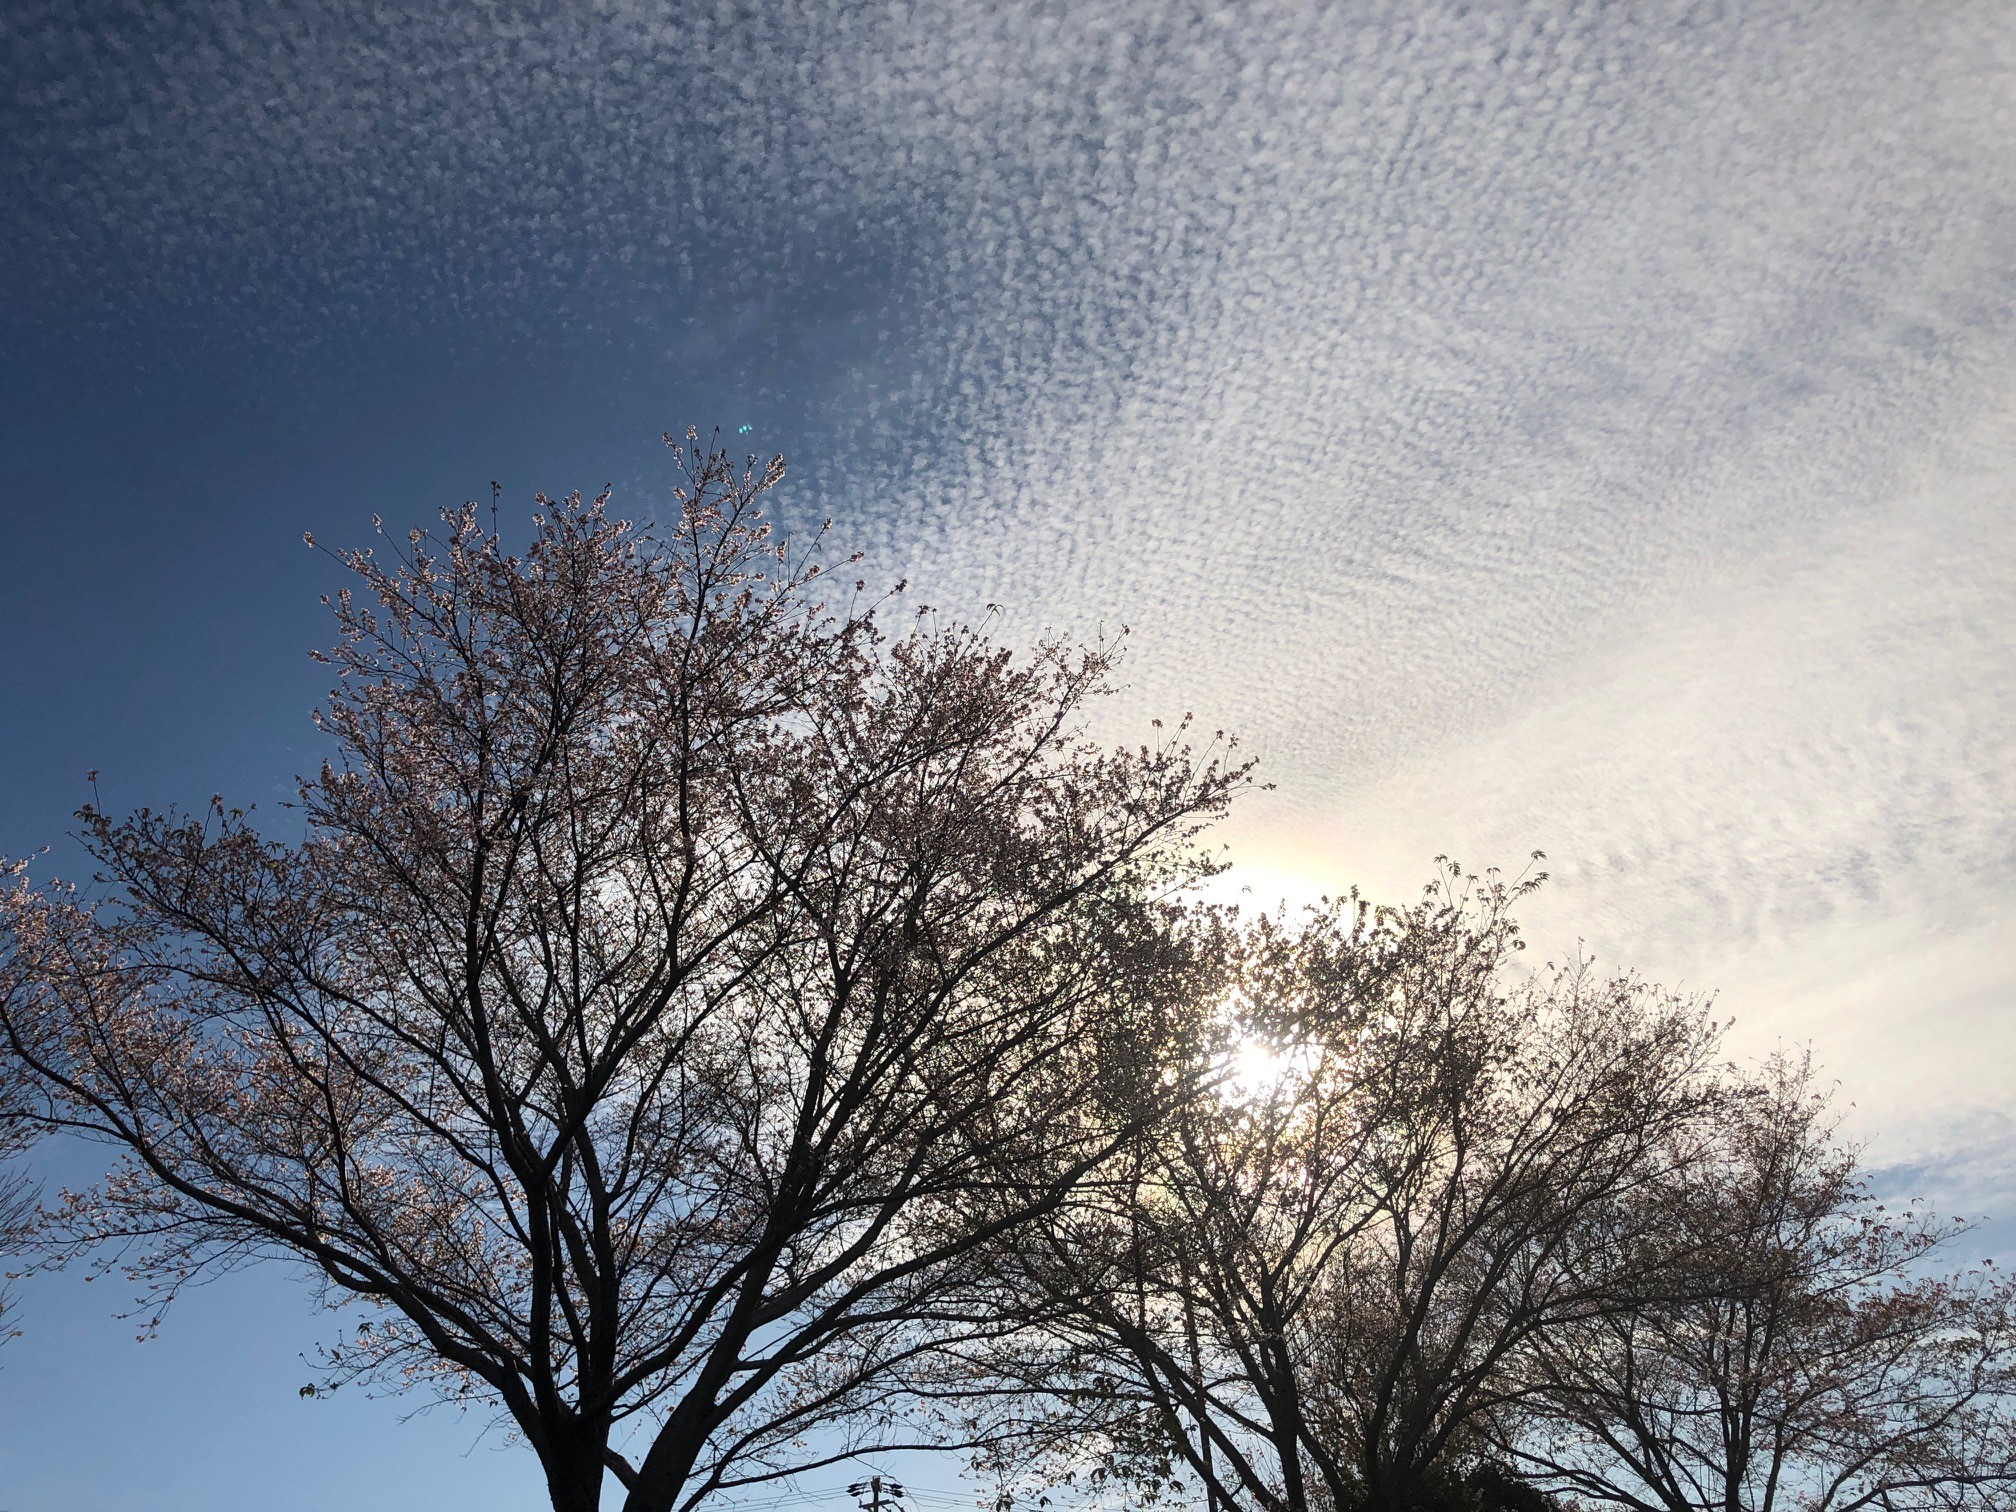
849;1475;906;1512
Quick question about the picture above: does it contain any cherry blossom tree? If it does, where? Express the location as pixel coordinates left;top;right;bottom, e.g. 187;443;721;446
0;435;1247;1512
1511;1055;2016;1512
0;937;35;1350
958;869;1724;1512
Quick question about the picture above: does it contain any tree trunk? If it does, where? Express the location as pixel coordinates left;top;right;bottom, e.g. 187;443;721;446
540;1429;612;1512
544;1463;604;1512
619;1414;712;1512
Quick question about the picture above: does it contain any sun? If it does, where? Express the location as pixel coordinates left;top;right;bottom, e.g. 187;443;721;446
1223;1032;1312;1103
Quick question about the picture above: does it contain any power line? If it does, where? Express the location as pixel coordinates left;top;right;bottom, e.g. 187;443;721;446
703;1475;979;1512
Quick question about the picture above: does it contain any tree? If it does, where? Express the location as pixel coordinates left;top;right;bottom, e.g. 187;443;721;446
1510;1055;2016;1512
0;924;36;1349
1293;939;1720;1512
0;436;1247;1512
960;868;1721;1512
952;887;1418;1512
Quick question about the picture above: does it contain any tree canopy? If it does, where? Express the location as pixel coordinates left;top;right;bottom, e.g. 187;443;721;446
0;437;1245;1512
2;439;2010;1512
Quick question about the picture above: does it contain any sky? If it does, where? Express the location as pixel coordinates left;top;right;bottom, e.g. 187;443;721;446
1;1;2012;1508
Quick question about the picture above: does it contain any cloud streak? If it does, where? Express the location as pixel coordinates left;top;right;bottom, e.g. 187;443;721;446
5;0;2012;1180
797;2;2016;1183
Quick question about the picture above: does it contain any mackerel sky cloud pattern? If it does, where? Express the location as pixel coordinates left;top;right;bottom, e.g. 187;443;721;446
4;0;2013;1191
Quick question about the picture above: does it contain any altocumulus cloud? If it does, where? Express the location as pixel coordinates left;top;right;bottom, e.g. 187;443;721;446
5;1;2012;1184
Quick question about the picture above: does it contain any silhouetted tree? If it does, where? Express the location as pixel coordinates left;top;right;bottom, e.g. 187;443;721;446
1511;1054;2016;1512
0;436;1247;1512
0;952;35;1349
960;869;1720;1512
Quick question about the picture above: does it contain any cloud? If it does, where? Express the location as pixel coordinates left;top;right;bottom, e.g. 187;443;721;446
788;2;2016;1177
5;0;2013;1177
1199;402;2016;1169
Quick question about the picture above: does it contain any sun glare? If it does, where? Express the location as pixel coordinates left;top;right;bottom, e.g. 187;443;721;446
1224;1033;1311;1103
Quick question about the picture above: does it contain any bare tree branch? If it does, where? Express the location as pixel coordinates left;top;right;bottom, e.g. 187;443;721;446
0;436;1249;1512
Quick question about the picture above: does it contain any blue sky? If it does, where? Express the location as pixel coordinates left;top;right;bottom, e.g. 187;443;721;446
2;3;2012;1509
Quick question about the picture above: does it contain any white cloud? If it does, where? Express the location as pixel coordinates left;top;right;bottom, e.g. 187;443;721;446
783;2;2016;1185
1201;403;2016;1186
9;0;2013;1186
